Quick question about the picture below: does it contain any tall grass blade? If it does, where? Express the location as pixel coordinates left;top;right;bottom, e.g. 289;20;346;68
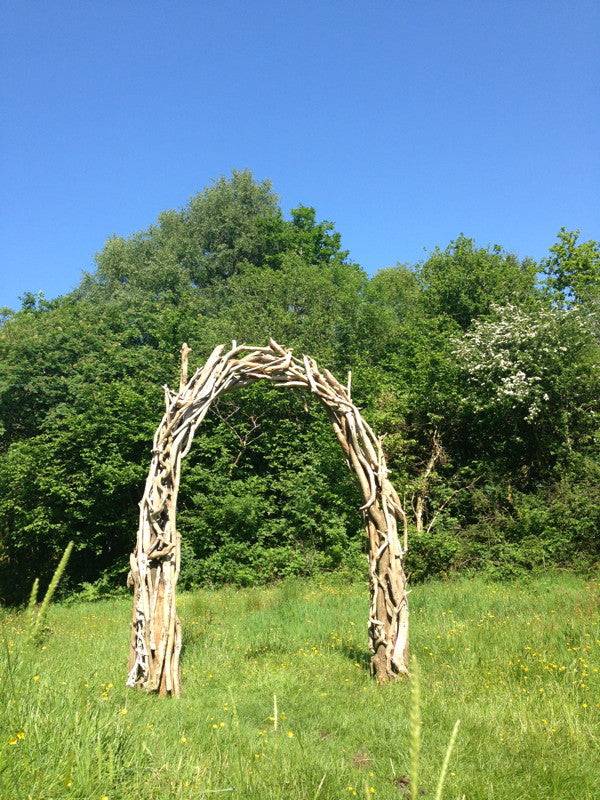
31;541;74;642
2;635;16;694
409;656;421;800
434;719;460;800
27;577;39;621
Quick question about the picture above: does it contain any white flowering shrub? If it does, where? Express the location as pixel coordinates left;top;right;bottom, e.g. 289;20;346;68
452;304;585;423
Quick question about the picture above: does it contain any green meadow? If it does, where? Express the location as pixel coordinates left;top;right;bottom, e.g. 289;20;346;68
2;574;599;800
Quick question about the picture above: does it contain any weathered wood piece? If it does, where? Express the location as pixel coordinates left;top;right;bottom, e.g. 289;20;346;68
127;340;410;696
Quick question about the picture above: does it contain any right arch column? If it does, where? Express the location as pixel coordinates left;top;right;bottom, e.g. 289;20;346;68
327;406;409;680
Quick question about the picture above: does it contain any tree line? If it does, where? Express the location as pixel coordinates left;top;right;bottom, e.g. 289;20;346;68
1;171;598;603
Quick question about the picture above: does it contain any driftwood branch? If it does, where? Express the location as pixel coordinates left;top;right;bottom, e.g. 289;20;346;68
127;339;410;696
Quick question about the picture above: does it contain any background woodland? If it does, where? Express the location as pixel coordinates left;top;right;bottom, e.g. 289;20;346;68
1;171;598;603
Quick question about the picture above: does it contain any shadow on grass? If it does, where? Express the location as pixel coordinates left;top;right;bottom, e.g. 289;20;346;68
179;604;213;657
336;642;371;673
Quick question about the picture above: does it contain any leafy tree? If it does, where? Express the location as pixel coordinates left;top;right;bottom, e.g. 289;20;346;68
0;172;365;602
419;235;538;328
542;228;600;309
452;303;599;479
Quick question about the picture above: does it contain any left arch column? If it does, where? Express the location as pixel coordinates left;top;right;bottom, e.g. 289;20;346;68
127;430;183;696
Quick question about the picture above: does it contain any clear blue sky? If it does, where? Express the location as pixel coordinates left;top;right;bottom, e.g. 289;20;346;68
1;0;599;309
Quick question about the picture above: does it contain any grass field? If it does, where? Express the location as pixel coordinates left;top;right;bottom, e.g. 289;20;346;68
1;573;599;799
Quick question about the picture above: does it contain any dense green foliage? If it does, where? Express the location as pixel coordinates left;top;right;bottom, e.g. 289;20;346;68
0;171;598;602
2;575;600;799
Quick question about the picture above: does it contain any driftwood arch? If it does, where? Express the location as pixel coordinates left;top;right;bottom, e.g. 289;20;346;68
127;340;409;696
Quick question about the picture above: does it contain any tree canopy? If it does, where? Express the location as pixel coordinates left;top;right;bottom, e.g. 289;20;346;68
1;171;598;603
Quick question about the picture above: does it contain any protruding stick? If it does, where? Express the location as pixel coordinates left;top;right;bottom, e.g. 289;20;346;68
179;343;192;392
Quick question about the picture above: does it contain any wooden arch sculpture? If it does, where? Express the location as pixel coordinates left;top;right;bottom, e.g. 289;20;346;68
127;340;409;696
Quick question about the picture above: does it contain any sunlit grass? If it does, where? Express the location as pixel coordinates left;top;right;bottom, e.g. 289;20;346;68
1;573;599;799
